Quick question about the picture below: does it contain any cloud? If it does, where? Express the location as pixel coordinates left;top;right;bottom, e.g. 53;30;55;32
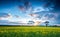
53;0;60;11
29;11;58;23
19;5;25;12
0;20;22;25
18;1;32;13
0;13;12;20
29;13;41;20
24;1;31;9
42;0;60;11
15;15;21;18
33;7;49;13
0;18;35;25
39;12;60;25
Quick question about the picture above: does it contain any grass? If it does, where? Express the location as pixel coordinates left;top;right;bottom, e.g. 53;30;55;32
0;26;60;37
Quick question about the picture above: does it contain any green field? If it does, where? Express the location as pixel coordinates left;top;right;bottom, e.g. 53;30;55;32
0;26;60;37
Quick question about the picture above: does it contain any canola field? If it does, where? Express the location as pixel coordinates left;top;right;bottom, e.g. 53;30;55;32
0;26;60;37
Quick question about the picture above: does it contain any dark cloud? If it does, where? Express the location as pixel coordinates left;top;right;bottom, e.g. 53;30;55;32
0;0;60;25
27;21;35;24
42;0;60;12
34;11;58;20
0;13;11;18
24;1;31;9
53;0;60;11
19;5;25;11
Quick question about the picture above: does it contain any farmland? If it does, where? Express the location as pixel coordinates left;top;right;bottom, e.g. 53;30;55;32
0;26;60;37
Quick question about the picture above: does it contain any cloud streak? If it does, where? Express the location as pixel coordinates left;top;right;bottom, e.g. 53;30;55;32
0;13;12;20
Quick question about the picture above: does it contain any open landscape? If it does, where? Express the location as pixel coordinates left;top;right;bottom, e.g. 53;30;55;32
0;0;60;37
0;26;60;37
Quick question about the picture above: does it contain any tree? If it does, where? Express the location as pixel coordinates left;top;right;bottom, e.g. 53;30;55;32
45;21;49;27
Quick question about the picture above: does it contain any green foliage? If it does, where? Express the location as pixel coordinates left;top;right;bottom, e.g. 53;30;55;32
0;27;60;37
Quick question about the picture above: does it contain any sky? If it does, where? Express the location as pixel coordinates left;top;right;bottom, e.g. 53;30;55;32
0;0;60;26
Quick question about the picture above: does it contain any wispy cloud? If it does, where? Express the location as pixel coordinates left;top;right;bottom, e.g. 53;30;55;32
0;13;12;20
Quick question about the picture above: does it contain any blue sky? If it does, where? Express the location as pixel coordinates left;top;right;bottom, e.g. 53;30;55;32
0;0;60;26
